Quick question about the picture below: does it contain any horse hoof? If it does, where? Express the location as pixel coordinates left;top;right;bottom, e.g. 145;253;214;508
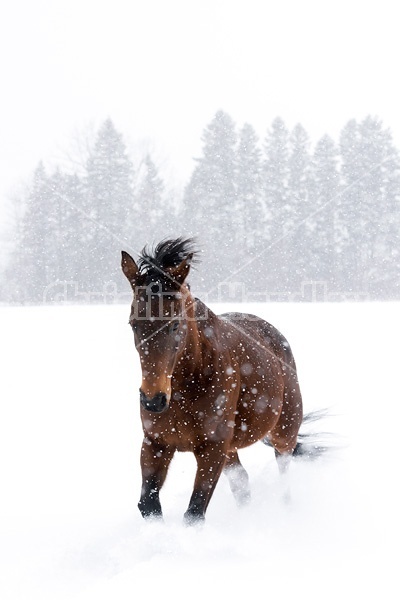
183;511;205;527
237;491;251;507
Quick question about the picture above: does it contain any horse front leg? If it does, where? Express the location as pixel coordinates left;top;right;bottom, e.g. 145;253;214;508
138;438;175;519
184;442;228;525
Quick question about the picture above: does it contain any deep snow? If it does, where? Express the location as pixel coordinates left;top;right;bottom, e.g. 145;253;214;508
0;302;398;599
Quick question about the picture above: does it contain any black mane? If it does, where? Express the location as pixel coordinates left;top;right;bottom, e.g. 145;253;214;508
137;237;198;286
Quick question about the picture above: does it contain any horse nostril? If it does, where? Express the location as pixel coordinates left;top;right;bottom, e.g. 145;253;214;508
154;392;167;411
139;389;169;413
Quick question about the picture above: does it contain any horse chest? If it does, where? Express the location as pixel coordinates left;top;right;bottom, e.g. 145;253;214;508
141;405;197;451
141;391;237;451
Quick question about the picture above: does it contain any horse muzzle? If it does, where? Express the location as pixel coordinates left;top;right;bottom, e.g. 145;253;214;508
140;389;169;413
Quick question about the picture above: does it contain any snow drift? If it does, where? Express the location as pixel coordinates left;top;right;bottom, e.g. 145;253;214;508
0;302;397;599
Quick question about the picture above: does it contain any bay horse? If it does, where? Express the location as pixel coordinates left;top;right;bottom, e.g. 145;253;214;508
121;238;304;524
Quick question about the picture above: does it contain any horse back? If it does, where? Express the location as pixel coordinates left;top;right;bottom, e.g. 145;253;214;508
219;311;297;369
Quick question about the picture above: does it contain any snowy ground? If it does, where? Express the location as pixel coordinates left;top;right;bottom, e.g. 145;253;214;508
0;302;398;599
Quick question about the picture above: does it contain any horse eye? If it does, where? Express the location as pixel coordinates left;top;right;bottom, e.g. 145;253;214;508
170;321;179;333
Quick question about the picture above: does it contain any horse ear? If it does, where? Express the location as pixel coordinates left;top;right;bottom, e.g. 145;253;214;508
169;253;193;285
121;251;138;287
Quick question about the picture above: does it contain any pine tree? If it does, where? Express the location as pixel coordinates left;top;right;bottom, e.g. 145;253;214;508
262;117;290;292
234;123;266;293
308;134;341;287
263;117;290;232
339;119;364;292
183;110;238;293
339;116;400;296
0;185;26;301
17;163;52;302
84;118;135;294
235;123;264;250
286;124;312;288
358;116;400;297
7;166;84;303
135;154;165;245
45;170;86;293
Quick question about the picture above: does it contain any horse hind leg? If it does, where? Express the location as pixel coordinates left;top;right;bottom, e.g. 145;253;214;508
270;375;302;472
223;451;251;507
274;448;292;475
269;421;298;476
269;424;299;504
266;447;293;505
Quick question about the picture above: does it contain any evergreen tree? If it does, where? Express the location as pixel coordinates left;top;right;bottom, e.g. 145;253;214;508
183;110;238;293
46;170;86;291
6;166;85;303
379;148;400;299
17;163;51;302
44;169;72;285
339;118;364;292
286;123;312;287
235;123;264;250
84;118;135;293
0;185;26;302
262;117;290;291
263;117;290;233
339;116;400;296
234;123;266;293
308;134;341;286
357;116;400;297
135;154;165;245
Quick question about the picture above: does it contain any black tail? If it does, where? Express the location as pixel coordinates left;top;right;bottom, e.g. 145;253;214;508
262;409;337;460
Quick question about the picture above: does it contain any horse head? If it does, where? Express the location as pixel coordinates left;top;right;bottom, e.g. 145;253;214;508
121;238;197;413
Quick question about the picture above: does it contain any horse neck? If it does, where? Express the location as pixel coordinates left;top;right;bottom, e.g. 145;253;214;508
179;292;216;377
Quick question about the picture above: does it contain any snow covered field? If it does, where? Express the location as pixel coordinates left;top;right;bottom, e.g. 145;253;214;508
0;302;398;599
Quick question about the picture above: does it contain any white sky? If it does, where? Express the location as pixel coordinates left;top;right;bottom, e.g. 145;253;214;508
1;0;400;221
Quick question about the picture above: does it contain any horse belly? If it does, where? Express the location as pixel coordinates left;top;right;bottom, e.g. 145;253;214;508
232;363;285;449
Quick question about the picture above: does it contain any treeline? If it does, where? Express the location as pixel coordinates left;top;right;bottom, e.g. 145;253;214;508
183;112;400;300
2;119;178;303
1;112;400;303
